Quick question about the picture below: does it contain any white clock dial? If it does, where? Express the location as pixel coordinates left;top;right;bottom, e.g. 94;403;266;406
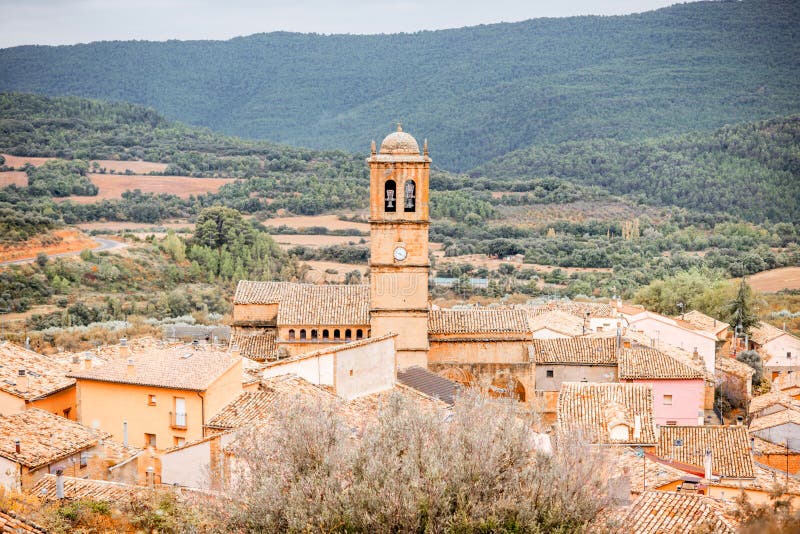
393;246;407;261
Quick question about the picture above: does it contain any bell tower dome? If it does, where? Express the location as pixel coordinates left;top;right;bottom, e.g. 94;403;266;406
368;124;430;369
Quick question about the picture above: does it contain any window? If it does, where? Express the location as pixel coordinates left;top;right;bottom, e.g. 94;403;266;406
666;420;678;426
174;436;186;447
349;369;353;377
145;433;157;448
311;329;318;340
663;394;673;406
323;329;329;339
546;370;554;378
63;407;71;419
384;180;397;212
345;329;352;340
148;394;157;406
788;352;792;359
404;180;416;212
173;397;187;428
334;329;340;339
300;329;306;340
288;329;295;340
79;451;88;468
356;329;363;340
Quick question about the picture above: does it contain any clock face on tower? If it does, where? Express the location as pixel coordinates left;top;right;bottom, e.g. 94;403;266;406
393;246;408;262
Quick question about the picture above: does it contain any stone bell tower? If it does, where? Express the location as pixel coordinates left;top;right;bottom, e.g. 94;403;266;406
368;124;430;369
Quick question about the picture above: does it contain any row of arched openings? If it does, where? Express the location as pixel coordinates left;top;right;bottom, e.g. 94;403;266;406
384;179;416;213
287;328;366;341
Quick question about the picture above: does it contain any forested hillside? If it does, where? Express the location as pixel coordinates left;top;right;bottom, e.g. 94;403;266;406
1;0;798;170
472;116;800;224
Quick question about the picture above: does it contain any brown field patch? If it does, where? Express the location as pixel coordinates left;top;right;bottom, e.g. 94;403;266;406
53;174;236;203
90;160;168;173
0;229;97;263
1;154;54;168
435;252;612;274
77;220;193;232
745;267;800;293
0;171;27;187
274;234;368;248
303;260;369;283
262;214;369;232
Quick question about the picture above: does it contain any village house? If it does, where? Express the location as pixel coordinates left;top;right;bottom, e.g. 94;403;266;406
752;436;800;475
680;310;730;342
748;408;800;456
557;382;658;448
526;300;621;334
716;354;756;411
601;490;736;533
656;425;755;483
526;310;585;339
68;343;244;450
0;408;141;491
751;322;800;385
530;337;618;419
748;390;800;420
0;341;76;419
618;346;705;426
621;309;720;373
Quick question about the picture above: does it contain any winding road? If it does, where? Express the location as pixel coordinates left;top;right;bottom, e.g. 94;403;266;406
0;237;128;266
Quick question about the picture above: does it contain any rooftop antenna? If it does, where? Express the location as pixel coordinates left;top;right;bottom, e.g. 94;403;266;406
397;122;403;132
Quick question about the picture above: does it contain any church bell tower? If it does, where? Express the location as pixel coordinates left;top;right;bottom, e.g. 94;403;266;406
368;124;430;369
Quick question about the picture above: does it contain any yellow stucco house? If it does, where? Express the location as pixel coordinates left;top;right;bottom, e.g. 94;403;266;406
68;344;244;451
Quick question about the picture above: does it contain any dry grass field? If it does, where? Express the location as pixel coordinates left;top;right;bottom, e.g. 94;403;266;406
53;174;236;203
746;267;800;293
262;214;369;232
1;154;54;167
274;234;368;248
77;220;194;232
435;251;612;274
0;171;27;187
2;154;168;174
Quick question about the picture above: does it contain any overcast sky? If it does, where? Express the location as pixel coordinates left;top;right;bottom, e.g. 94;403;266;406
0;0;681;48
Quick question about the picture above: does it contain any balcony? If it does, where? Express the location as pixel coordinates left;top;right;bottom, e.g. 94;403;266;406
170;411;187;430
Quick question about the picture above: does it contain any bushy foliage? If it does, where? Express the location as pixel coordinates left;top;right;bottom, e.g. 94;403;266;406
26;160;97;197
737;350;764;385
218;391;611;533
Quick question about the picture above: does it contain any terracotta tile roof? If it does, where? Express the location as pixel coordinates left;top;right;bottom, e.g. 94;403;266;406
608;448;688;495
0;341;75;400
752;435;796;455
527;301;617;318
751;322;790;346
748;408;800;433
618;347;704;380
0;408;107;469
531;338;618;365
526;310;585;336
234;281;370;325
749;391;800;415
428;309;530;336
233;280;286;304
0;509;46;533
102;438;143;469
205;391;275;431
680;310;729;337
657;426;755;479
557;382;657;445
278;284;370;326
32;473;145;502
606;491;735;534
68;345;240;391
231;331;277;361
716;355;756;380
396;366;458;405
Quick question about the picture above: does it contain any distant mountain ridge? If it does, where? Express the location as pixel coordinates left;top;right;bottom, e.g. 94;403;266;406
1;0;798;170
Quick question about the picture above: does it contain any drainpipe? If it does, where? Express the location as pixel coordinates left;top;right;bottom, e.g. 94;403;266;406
197;391;205;438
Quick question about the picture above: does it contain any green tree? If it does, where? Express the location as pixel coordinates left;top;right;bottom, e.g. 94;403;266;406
193;206;253;249
724;279;760;334
736;350;764;386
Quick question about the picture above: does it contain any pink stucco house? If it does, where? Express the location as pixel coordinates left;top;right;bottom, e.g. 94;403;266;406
619;346;706;426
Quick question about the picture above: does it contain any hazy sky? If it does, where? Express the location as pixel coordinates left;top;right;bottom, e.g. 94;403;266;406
0;0;681;48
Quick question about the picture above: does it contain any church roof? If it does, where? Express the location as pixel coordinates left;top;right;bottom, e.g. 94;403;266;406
428;309;530;336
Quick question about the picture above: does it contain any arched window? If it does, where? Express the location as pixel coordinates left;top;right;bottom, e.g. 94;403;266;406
322;329;329;340
299;329;306;340
404;180;416;212
334;329;340;339
311;329;318;340
345;329;352;340
356;329;363;340
288;329;295;340
384;180;397;212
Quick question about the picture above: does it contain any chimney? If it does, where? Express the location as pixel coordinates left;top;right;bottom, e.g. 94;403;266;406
633;415;642;440
230;344;240;356
83;355;92;370
14;439;20;454
704;449;713;480
55;469;64;499
17;369;28;393
623;339;631;349
119;337;129;358
126;358;135;376
146;466;155;488
698;410;705;426
123;420;128;447
71;355;80;365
